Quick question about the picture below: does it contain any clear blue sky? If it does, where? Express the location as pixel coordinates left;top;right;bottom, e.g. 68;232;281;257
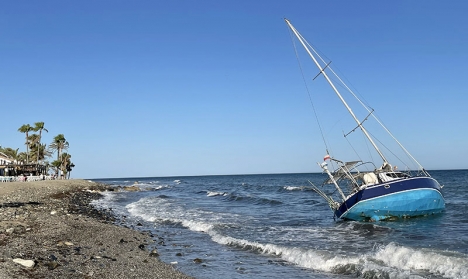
1;1;467;179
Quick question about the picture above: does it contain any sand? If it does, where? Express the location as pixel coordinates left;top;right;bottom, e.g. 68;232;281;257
0;179;194;279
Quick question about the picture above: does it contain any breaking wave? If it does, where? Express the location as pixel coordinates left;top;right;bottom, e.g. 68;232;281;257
124;196;468;279
206;191;228;197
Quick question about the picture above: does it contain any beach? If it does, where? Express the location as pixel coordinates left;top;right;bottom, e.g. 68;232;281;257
0;179;193;279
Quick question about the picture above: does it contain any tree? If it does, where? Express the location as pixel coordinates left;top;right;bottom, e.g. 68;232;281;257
67;162;75;179
17;152;28;164
30;143;51;163
1;147;19;161
51;160;61;177
33;122;48;164
27;134;40;162
60;152;72;179
49;134;69;176
52;152;73;179
18;124;33;163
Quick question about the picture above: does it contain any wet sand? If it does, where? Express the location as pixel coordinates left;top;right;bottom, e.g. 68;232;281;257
0;179;193;279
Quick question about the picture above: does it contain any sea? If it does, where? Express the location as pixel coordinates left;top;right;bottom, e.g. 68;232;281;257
91;170;468;279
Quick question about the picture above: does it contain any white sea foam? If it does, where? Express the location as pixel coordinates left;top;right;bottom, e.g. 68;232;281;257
125;199;159;222
207;191;227;197
206;234;467;278
208;233;360;273
121;194;468;279
92;191;124;206
190;225;467;278
374;243;468;278
181;219;214;232
284;186;303;191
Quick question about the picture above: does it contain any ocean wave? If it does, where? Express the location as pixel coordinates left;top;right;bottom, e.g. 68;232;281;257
120;194;468;278
374;243;468;278
152;184;170;190
208;235;467;278
207;191;228;197
223;193;283;205
283;186;304;191
279;186;321;193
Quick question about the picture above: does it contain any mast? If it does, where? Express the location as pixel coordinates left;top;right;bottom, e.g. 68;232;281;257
285;18;389;165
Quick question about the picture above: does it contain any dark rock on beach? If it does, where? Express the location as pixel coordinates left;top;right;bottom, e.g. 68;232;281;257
0;179;193;279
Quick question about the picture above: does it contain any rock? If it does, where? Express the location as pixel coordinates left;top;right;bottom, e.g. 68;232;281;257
45;261;60;270
50;211;57;215
13;258;35;268
5;228;14;234
193;258;203;264
64;241;74;246
123;186;140;192
13;225;26;234
176;253;183;256
149;249;159;257
138;244;145;250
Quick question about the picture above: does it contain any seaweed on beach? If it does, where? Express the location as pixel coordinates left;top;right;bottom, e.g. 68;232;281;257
0;201;42;208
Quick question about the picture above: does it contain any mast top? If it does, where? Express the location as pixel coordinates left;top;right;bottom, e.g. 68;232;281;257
285;19;389;165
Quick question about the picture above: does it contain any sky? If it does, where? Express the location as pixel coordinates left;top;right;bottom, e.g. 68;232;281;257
1;1;467;179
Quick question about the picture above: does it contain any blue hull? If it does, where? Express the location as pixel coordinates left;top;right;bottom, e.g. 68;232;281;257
335;176;445;221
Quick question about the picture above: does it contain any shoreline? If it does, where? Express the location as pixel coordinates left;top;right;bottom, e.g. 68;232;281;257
0;179;193;279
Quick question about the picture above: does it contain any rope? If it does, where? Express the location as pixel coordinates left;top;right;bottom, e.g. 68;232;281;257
288;28;330;155
298;35;424;171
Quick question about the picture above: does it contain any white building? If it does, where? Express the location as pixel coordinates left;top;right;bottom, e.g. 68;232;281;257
0;152;13;165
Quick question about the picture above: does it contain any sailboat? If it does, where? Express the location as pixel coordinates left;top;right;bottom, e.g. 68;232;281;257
284;19;445;221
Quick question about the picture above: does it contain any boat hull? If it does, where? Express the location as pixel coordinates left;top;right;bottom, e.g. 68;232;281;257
335;176;445;221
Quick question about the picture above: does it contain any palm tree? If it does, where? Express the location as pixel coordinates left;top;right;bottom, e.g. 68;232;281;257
51;160;61;177
1;147;19;163
49;134;69;176
33;122;48;164
2;147;19;159
18;124;33;163
60;152;72;179
33;143;52;163
18;152;28;164
67;162;75;179
28;134;40;162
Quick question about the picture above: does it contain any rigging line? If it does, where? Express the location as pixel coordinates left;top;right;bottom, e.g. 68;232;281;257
369;114;425;170
362;124;375;169
300;36;424;169
344;129;374;172
344;131;364;162
366;129;412;170
288;27;330;154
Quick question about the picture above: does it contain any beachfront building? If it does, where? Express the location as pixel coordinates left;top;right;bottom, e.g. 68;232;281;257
0;152;13;164
0;152;47;177
0;152;13;176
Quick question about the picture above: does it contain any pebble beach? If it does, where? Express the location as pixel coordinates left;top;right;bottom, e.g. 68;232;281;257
0;179;193;279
